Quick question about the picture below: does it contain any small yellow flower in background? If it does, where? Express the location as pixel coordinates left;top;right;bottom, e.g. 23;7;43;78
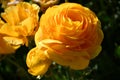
0;2;40;54
26;3;104;76
32;0;59;12
0;0;23;8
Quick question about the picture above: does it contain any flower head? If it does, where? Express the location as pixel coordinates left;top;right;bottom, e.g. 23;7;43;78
32;0;59;12
26;3;104;76
0;2;40;54
0;0;23;8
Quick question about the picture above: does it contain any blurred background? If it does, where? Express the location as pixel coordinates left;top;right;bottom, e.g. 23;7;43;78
0;0;120;80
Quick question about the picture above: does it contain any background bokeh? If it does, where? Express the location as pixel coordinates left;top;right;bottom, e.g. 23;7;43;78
0;0;120;80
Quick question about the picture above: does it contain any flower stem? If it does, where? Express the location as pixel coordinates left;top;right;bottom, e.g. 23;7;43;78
0;55;6;61
6;56;32;80
6;56;20;67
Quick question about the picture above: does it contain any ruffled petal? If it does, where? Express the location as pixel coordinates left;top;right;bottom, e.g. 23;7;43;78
47;49;90;70
0;36;16;54
87;46;102;59
42;41;90;70
0;24;19;37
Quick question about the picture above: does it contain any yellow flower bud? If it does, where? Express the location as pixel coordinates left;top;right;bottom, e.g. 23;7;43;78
26;46;52;76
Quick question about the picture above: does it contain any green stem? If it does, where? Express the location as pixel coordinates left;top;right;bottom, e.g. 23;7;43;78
6;56;32;80
0;55;6;61
6;57;20;67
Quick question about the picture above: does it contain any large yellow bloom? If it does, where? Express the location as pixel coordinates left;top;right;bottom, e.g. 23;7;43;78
26;3;104;76
0;2;40;54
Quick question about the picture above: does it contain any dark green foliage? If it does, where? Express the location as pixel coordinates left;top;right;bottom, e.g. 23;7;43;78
0;0;120;80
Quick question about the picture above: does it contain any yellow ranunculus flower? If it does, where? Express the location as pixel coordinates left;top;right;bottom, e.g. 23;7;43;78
0;2;40;54
0;0;23;8
26;3;104;76
32;0;59;12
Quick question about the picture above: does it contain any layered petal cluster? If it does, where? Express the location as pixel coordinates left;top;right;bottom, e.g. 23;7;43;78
26;3;104;76
0;2;40;54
